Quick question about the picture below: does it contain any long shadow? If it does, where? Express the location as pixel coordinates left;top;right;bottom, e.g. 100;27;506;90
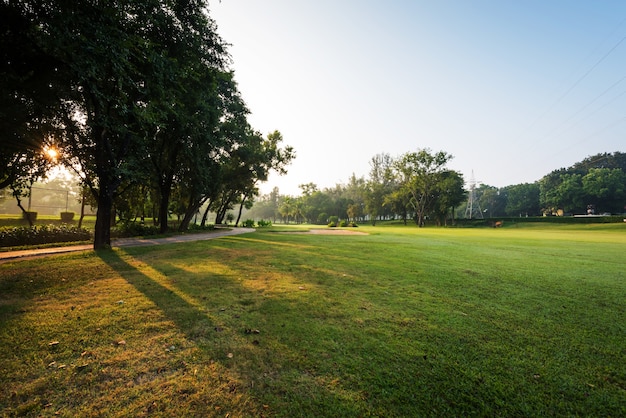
117;242;373;417
96;249;215;340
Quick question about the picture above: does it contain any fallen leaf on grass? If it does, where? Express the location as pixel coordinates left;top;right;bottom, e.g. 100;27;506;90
117;340;126;346
226;353;233;359
48;341;59;346
245;329;260;334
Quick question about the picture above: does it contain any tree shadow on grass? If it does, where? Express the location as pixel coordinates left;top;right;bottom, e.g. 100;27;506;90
97;249;212;333
113;243;377;417
96;248;267;416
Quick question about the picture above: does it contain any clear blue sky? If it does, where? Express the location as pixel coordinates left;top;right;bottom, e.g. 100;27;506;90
209;0;626;196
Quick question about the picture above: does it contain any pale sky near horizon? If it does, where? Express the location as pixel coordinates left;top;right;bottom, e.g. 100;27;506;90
209;1;626;196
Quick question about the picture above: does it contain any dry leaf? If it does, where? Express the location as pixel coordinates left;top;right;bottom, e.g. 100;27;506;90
117;340;126;345
227;352;233;358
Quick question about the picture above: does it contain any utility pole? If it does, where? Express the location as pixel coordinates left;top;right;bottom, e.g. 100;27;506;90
464;170;483;219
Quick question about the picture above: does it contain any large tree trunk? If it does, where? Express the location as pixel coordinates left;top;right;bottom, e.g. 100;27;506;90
179;195;207;232
93;189;113;249
157;174;174;234
158;187;170;234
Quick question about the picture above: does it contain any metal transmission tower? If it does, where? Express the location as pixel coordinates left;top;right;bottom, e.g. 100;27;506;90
464;171;483;219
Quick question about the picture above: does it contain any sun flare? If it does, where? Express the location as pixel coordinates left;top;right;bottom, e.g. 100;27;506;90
44;146;59;161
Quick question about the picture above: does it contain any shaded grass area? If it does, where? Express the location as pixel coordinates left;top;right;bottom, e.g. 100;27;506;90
0;224;624;416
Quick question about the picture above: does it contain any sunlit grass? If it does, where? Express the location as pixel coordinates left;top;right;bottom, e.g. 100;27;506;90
1;224;624;416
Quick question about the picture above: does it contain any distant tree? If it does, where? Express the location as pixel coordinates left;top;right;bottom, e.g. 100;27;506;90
477;185;507;218
504;183;540;217
365;153;396;224
431;170;465;226
582;168;626;214
394;149;454;226
279;197;296;223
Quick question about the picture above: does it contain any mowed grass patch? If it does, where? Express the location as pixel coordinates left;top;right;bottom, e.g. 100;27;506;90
0;224;624;416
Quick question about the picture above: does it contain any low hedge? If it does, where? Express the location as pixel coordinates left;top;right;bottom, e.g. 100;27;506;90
0;225;91;248
454;215;625;227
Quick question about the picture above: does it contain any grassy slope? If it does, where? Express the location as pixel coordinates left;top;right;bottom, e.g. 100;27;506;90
0;224;624;417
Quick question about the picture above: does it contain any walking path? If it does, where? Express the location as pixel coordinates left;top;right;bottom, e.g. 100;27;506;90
0;227;256;262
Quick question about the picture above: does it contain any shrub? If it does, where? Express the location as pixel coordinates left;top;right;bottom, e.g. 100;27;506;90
0;225;91;248
339;220;348;227
112;222;160;238
188;223;215;232
257;219;272;227
349;222;358;227
60;212;75;222
242;219;255;228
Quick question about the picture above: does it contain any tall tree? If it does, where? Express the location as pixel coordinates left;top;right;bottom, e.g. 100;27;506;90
365;153;395;224
395;149;453;226
5;0;229;249
0;1;67;197
504;183;540;217
582;168;626;214
431;170;465;226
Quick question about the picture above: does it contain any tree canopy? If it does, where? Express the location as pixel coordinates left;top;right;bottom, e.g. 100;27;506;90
1;0;293;248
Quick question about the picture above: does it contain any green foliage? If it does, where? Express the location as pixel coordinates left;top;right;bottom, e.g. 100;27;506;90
187;223;215;232
257;219;272;227
242;219;255;228
339;220;348;227
112;222;160;238
0;225;90;247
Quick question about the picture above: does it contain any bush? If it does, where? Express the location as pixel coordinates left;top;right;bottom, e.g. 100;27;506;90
60;212;75;222
0;225;91;248
242;219;255;228
349;222;358;227
188;223;215;232
257;220;272;227
339;220;348;227
112;222;160;238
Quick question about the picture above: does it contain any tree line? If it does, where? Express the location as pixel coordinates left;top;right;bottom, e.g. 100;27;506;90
248;151;626;224
1;0;294;249
250;150;466;226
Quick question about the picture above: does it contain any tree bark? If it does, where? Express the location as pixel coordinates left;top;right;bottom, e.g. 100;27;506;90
93;189;113;249
235;194;247;226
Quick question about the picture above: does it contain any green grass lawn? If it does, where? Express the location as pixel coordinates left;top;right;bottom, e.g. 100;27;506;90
1;224;624;416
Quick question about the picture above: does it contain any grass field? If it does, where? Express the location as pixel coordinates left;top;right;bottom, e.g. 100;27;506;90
1;223;624;417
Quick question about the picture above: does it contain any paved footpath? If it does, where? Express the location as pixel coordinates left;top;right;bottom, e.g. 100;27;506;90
0;227;256;263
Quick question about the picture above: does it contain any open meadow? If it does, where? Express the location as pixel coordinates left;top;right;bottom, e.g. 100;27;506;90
1;223;624;416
